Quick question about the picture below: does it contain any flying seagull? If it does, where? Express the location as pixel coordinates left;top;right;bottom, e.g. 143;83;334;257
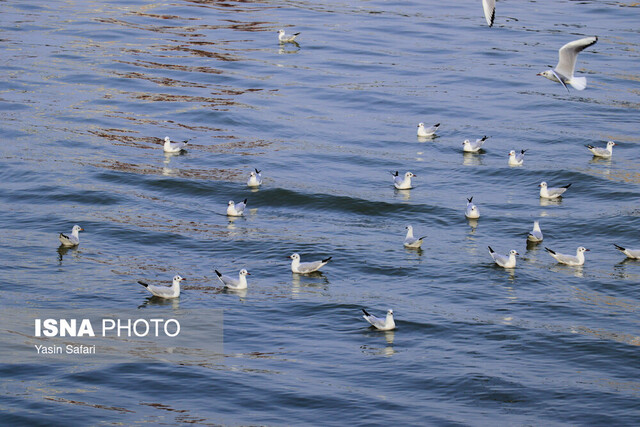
537;36;598;91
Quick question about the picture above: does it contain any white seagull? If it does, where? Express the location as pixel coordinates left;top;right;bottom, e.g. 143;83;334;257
404;225;426;248
59;225;84;247
527;220;544;243
227;199;247;216
537;36;598;91
392;171;416;189
545;246;589;266
586;141;615;158
362;309;396;331
278;29;300;43
482;0;496;27
290;253;331;274
138;275;184;299
465;197;480;219
247;169;263;187
539;181;571;199
508;149;527;166
613;244;640;260
215;268;250;290
417;122;440;137
488;246;518;269
163;136;188;153
462;136;489;153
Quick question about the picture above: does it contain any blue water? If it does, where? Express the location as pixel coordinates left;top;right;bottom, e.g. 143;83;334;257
1;0;639;425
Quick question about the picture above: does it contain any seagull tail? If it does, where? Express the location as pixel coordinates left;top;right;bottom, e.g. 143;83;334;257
586;145;594;149
613;244;626;252
418;236;427;241
545;247;556;255
487;246;494;254
562;183;572;189
434;123;440;128
138;281;149;288
467;196;473;204
362;308;371;317
521;149;527;154
255;168;261;174
568;76;587;91
322;256;332;264
390;171;398;176
243;198;248;204
293;32;301;36
215;270;222;278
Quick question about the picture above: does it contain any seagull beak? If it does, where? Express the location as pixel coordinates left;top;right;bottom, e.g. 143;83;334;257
536;72;543;76
80;228;84;231
585;249;590;252
246;272;252;275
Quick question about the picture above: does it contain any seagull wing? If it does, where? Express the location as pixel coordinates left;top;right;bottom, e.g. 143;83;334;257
148;284;174;298
556;37;597;79
363;313;385;329
297;260;324;273
482;0;496;27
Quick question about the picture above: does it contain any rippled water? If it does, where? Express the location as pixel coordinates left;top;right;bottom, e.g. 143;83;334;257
1;0;639;424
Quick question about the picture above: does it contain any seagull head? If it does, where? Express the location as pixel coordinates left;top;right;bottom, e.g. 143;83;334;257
278;29;285;35
537;70;552;78
164;136;171;143
72;225;84;233
509;250;519;256
290;253;300;261
173;275;185;283
405;225;413;231
387;309;393;315
405;172;416;178
240;269;250;276
462;139;470;146
607;141;616;148
539;181;547;189
509;150;515;156
228;200;235;206
578;247;590;253
249;171;256;177
417;122;424;128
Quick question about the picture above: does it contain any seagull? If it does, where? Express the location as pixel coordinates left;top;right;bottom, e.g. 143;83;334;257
462;136;489;153
482;0;495;27
227;199;247;216
59;225;84;247
545;246;589;266
362;309;396;331
465;197;480;219
417;122;440;137
278;29;300;43
508;149;527;166
404;225;426;248
537;36;598;91
527;220;544;243
539;181;571;199
391;171;416;189
488;246;518;268
215;269;250;290
613;244;640;260
138;275;184;299
290;253;331;274
586;141;615;158
247;169;263;187
163;136;188;153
